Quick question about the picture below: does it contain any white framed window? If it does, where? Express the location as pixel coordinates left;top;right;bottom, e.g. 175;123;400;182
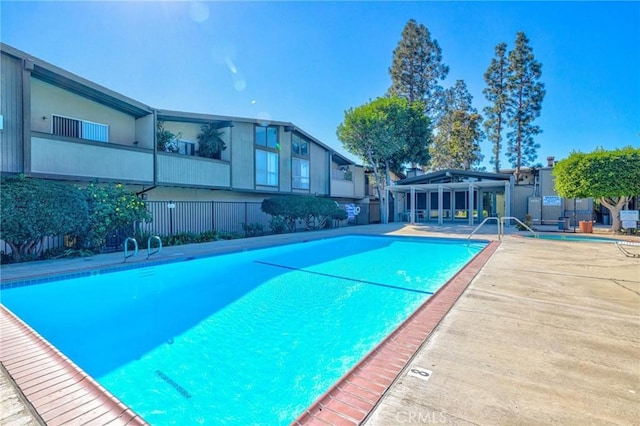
52;114;109;142
256;149;278;186
292;157;310;189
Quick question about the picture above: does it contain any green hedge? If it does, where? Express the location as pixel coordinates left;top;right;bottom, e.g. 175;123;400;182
261;195;347;232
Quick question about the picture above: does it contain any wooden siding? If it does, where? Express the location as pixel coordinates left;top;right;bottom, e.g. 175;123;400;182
156;153;230;188
310;143;329;196
230;123;255;190
0;51;23;173
30;135;153;183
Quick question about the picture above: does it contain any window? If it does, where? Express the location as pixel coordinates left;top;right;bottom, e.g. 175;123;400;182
52;114;108;142
255;125;279;149
292;133;310;189
256;149;278;186
292;133;309;156
292;158;310;189
176;140;195;156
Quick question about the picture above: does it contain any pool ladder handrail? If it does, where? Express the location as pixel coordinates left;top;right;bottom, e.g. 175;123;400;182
124;237;138;262
147;236;162;259
467;217;501;244
467;216;538;244
500;216;538;239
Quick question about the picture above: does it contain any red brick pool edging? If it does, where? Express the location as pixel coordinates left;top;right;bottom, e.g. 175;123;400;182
293;240;500;425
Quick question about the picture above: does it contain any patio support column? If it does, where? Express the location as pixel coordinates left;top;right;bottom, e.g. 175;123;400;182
438;185;443;225
468;183;474;226
505;182;511;218
410;186;416;224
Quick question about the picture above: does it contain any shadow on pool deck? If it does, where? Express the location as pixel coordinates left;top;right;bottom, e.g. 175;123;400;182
1;223;638;425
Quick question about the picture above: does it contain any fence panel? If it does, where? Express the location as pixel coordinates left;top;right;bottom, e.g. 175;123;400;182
2;199;374;261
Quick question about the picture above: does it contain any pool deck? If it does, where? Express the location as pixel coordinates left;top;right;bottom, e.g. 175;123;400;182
1;223;638;425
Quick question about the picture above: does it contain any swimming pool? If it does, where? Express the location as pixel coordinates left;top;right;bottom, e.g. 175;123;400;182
524;234;622;243
1;235;487;425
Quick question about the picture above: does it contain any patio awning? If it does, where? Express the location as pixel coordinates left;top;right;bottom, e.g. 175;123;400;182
386;181;511;226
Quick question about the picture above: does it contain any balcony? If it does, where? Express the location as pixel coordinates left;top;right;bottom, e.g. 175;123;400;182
156;152;230;188
30;132;153;183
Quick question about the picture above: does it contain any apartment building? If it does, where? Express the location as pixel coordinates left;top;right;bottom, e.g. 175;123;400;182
0;43;365;206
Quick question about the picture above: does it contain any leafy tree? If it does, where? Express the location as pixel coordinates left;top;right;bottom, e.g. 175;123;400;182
197;122;226;159
337;97;430;222
505;32;545;182
553;147;640;231
483;42;509;173
430;80;484;170
79;183;151;251
0;175;87;262
393;99;432;173
387;19;449;121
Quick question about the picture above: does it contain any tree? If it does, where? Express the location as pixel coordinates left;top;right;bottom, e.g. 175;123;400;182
483;42;509;173
80;183;151;251
387;19;449;121
337;97;430;222
429;80;484;170
553;147;640;232
0;175;87;262
505;32;545;182
197;122;226;159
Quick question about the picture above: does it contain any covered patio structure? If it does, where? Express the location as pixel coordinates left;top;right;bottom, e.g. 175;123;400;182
386;169;514;226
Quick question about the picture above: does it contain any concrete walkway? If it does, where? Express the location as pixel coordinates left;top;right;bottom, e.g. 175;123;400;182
365;232;640;425
1;223;638;425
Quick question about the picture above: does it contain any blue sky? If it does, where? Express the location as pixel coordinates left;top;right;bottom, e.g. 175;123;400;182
2;1;639;169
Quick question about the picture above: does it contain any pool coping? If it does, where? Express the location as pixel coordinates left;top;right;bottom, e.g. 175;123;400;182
293;240;499;425
0;233;498;426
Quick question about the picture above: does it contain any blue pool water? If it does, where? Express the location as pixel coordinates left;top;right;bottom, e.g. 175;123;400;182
2;235;486;425
524;234;621;243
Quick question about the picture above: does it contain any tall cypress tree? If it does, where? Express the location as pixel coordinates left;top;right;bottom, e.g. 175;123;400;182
482;42;509;173
429;80;484;170
387;19;449;120
505;32;545;182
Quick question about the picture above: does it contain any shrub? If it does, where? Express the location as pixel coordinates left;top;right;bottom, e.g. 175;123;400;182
242;222;264;237
268;216;289;234
261;195;347;231
0;175;88;262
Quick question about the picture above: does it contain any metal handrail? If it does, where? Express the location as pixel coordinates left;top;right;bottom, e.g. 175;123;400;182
124;237;138;262
500;216;538;238
467;217;501;244
147;236;162;259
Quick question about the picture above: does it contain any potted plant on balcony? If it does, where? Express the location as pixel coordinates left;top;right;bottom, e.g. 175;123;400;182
197;122;227;159
156;121;180;153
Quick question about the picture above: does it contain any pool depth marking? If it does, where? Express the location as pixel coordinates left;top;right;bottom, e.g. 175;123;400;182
254;260;435;295
155;370;192;399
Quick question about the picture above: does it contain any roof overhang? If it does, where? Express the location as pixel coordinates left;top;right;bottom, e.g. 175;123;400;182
388;180;510;193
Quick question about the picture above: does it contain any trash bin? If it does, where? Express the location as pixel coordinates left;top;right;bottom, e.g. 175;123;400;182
558;217;569;231
579;220;593;233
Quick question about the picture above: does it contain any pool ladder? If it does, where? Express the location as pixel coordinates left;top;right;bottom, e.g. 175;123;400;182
124;236;162;262
467;216;538;244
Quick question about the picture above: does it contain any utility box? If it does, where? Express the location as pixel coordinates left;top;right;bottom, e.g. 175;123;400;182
528;197;542;224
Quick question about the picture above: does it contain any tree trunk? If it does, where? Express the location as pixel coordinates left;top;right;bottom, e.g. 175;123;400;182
600;196;628;232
